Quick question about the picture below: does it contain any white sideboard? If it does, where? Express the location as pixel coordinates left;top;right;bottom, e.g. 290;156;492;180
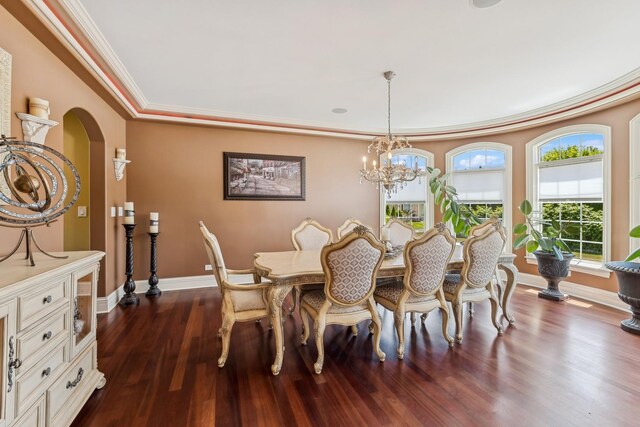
0;251;105;427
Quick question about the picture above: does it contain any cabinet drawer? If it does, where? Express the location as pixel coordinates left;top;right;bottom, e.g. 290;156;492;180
47;344;95;423
17;310;68;373
18;279;69;330
13;396;44;427
16;343;67;416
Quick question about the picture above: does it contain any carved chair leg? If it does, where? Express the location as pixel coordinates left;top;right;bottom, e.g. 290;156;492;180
410;312;417;327
453;301;463;344
289;287;298;315
439;305;454;348
468;302;474;317
421;313;428;323
368;321;374;334
351;325;358;336
488;286;504;335
369;299;386;362
218;316;235;368
394;308;406;360
313;317;327;374
300;306;311;345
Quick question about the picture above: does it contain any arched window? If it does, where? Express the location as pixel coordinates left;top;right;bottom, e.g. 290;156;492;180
380;149;434;235
630;114;640;256
446;142;512;243
526;125;611;275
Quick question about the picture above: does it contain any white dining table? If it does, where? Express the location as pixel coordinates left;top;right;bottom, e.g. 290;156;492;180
253;247;518;375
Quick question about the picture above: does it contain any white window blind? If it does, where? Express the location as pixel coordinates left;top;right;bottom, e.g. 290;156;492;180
451;169;503;203
538;159;603;201
387;177;426;202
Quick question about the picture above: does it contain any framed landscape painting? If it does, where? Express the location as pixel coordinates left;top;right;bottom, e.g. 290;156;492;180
223;152;306;201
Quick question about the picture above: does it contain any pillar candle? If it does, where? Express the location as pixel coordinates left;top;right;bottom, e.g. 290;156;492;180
116;148;126;160
381;228;391;242
149;212;159;233
124;202;135;224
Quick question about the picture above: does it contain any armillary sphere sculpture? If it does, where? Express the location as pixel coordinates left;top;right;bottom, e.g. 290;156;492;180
0;136;81;266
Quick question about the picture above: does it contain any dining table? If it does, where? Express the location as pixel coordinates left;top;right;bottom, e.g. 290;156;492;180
253;246;518;375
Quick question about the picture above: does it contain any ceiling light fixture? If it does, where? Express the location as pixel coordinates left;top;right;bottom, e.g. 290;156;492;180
359;71;428;198
331;107;348;114
470;0;502;9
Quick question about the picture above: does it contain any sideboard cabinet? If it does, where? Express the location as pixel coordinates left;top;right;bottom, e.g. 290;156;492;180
0;251;105;426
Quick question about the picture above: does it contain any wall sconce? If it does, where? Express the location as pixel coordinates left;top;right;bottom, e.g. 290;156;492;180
15;112;58;152
113;148;130;181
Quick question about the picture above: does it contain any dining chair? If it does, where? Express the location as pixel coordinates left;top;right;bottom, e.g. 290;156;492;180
199;221;272;367
381;218;415;247
374;223;456;358
289;218;334;317
300;225;386;374
337;217;371;239
443;220;506;344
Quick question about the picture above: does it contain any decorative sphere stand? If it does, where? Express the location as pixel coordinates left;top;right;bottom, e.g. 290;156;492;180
119;223;140;306
145;232;161;297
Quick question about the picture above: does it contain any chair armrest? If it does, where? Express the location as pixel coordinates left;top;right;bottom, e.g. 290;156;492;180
223;279;272;291
227;268;263;284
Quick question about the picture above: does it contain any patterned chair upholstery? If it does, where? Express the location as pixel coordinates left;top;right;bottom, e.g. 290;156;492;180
199;222;271;368
443;220;506;344
381;218;415;247
374;223;456;359
337;218;371;239
300;226;386;374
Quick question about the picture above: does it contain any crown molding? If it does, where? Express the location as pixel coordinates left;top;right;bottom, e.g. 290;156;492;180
24;0;640;141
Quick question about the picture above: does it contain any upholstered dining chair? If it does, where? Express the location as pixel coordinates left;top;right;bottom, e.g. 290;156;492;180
373;223;456;359
199;221;271;368
442;220;507;344
300;226;387;374
381;218;415;247
337;218;371;239
289;218;334;315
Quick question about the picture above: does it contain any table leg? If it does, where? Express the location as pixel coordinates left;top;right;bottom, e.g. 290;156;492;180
268;284;293;375
498;262;518;324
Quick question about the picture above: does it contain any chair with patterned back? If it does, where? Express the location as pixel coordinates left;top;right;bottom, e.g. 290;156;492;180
374;223;456;358
337;218;371;239
199;221;271;367
300;226;386;374
442;220;506;343
381;218;416;247
291;218;334;250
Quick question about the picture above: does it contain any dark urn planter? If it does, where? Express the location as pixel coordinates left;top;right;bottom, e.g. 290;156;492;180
605;261;640;335
534;250;574;301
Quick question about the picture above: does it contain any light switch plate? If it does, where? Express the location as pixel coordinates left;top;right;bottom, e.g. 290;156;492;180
117;206;123;217
110;207;116;217
77;206;87;217
205;264;213;271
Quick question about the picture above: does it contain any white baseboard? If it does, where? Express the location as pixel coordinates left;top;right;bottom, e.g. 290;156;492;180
518;273;628;313
97;275;215;314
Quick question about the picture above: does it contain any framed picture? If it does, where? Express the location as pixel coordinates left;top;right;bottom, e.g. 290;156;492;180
223;152;305;201
0;47;12;205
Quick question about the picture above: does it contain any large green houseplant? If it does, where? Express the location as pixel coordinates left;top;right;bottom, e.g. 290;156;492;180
513;199;579;301
605;225;640;334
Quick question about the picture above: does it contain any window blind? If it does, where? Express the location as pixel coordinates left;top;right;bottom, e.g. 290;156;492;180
538;159;603;201
451;169;503;203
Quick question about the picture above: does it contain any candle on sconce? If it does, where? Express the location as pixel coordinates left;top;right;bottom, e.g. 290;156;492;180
124;201;135;224
149;212;159;233
362;156;367;171
116;148;126;160
381;228;391;242
373;160;377;169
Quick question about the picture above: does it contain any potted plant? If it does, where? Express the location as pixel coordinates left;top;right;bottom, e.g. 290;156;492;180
513;199;579;301
605;225;640;334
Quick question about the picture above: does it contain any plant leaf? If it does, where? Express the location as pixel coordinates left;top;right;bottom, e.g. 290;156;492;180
442;209;453;223
557;239;572;253
513;234;530;249
551;219;561;231
519;199;533;216
450;202;459;215
630;225;640;238
626;247;640;262
513;223;527;235
552;246;564;261
526;240;539;253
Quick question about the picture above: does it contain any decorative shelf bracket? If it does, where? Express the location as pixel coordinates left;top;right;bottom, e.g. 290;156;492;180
15;112;58;151
113;158;130;181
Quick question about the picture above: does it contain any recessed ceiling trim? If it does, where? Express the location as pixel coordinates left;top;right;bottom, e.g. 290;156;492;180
25;0;640;141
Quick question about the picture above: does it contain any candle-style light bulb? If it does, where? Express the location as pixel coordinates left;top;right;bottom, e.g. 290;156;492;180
362;156;367;171
373;160;377;169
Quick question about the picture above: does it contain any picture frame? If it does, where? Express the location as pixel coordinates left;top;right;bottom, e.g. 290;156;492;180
223;152;305;201
0;47;12;205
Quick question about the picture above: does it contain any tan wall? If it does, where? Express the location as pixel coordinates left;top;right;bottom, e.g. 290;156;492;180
0;5;127;296
63;112;91;251
126;122;379;279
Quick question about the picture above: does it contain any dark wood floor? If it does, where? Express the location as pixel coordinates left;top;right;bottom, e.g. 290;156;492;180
72;285;640;427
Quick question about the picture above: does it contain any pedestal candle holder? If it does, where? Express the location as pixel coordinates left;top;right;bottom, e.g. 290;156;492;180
119;223;140;306
145;232;161;297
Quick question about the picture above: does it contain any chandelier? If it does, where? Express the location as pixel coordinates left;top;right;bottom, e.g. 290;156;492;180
360;71;428;198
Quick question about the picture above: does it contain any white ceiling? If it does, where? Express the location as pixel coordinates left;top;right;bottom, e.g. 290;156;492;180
74;0;640;134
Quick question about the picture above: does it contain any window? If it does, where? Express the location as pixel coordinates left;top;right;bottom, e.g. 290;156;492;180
446;143;512;243
526;125;611;275
381;149;434;234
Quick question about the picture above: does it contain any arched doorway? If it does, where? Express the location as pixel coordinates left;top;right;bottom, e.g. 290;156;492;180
62;108;107;292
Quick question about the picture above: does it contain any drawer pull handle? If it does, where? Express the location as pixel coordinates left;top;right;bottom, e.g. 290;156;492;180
43;331;52;341
43;295;52;304
42;367;51;377
7;336;21;393
66;367;84;389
